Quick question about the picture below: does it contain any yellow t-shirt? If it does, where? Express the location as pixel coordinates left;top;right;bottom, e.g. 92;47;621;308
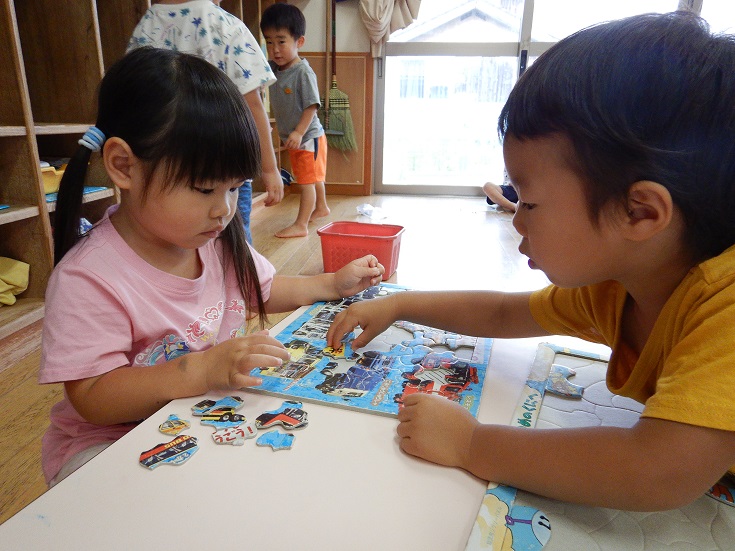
529;244;735;438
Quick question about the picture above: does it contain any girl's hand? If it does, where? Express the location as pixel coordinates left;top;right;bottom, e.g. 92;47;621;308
333;254;385;298
326;293;396;350
396;394;478;470
201;330;290;390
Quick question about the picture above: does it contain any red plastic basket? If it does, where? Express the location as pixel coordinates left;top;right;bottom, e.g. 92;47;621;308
317;221;405;280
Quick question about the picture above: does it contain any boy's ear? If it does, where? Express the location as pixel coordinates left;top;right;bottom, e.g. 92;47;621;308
297;35;305;48
622;181;674;241
103;137;138;191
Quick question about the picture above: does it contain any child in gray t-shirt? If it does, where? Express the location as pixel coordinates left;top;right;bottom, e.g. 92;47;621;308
261;3;330;239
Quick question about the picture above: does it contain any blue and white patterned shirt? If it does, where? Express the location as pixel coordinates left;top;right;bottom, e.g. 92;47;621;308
127;0;276;95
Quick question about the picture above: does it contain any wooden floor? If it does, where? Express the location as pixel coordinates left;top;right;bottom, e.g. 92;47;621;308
0;193;549;524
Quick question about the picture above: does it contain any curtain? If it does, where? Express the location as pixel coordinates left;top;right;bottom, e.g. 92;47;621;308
358;0;421;57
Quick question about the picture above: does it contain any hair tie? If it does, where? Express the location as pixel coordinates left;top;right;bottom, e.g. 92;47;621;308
78;126;106;152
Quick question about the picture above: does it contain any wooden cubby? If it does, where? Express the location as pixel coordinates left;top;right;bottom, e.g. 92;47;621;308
0;0;148;340
0;0;309;340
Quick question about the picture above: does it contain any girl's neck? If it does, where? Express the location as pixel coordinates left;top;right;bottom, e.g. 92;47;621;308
110;206;202;280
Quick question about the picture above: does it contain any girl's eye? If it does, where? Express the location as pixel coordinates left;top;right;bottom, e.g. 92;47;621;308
195;187;214;195
229;187;240;193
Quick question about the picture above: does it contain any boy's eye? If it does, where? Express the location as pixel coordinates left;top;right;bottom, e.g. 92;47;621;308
520;201;536;210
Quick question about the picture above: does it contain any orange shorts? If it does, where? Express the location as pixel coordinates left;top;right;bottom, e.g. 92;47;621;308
287;134;327;185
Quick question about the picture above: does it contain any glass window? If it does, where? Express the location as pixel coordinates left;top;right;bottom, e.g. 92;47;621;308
390;0;524;43
382;56;515;188
531;0;679;41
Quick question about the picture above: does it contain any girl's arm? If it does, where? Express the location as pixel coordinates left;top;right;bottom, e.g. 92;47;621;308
397;394;735;511
65;331;290;426
327;289;549;350
244;89;283;206
264;255;384;314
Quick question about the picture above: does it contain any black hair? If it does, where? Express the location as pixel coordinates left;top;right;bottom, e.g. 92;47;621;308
260;3;306;38
54;47;268;327
499;11;735;261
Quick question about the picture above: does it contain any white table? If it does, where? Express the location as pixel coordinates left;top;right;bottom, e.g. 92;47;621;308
0;319;555;551
3;323;733;550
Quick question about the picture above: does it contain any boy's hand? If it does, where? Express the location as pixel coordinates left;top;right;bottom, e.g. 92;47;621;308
397;394;477;470
285;131;304;150
333;254;384;299
327;292;396;350
201;330;290;390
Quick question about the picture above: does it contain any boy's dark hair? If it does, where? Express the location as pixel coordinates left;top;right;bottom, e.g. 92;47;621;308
54;47;267;326
260;3;306;38
499;11;735;261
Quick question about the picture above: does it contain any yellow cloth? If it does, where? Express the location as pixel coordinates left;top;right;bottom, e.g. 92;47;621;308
530;245;735;471
0;256;30;306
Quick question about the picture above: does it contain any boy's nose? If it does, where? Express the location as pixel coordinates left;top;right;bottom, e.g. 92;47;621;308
511;209;526;236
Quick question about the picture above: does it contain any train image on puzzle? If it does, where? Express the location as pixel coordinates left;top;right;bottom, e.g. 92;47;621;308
396;351;479;404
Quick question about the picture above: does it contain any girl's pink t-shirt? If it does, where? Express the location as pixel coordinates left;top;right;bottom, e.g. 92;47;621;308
39;206;275;483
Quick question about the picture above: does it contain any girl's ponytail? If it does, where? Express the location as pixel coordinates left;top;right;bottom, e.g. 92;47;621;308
53;127;105;265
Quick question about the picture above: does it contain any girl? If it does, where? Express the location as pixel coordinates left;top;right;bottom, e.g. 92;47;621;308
40;47;384;486
327;12;735;511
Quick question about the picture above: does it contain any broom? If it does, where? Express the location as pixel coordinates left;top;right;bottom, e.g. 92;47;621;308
321;0;357;152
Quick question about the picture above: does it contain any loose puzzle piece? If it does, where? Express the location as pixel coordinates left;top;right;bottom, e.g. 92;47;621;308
256;430;295;451
200;410;246;430
158;414;191;436
255;400;308;430
212;422;257;446
191;395;244;416
545;364;584;398
139;435;199;469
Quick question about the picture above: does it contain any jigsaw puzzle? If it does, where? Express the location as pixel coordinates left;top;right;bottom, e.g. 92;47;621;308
249;283;492;418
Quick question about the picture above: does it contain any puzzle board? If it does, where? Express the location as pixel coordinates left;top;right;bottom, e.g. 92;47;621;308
249;283;492;418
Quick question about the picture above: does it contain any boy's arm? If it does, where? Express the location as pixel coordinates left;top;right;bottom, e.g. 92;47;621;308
244;89;284;206
327;290;549;349
284;104;319;150
398;394;735;511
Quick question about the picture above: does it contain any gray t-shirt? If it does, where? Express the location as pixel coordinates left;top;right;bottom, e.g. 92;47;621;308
268;58;324;143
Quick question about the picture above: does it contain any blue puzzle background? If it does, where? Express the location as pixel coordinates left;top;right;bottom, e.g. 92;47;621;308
250;283;492;418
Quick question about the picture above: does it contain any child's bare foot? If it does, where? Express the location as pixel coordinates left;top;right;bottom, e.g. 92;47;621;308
275;224;309;238
309;207;330;222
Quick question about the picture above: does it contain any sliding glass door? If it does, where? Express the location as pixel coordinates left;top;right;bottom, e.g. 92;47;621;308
374;0;683;195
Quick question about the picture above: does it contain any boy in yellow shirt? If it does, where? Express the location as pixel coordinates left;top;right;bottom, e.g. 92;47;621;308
327;12;735;511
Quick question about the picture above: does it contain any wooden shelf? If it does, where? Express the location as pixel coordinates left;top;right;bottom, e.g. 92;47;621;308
34;123;92;136
0;205;40;226
46;187;115;213
0;298;44;341
0;126;26;137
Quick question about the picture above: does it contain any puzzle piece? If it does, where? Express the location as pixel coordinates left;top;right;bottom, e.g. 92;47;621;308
545;364;584;398
256;430;295;451
394;320;478;350
200;410;246;430
212;422;257;446
139;435;198;469
707;474;735;507
255;400;308;430
158;414;191;436
191;395;244;416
